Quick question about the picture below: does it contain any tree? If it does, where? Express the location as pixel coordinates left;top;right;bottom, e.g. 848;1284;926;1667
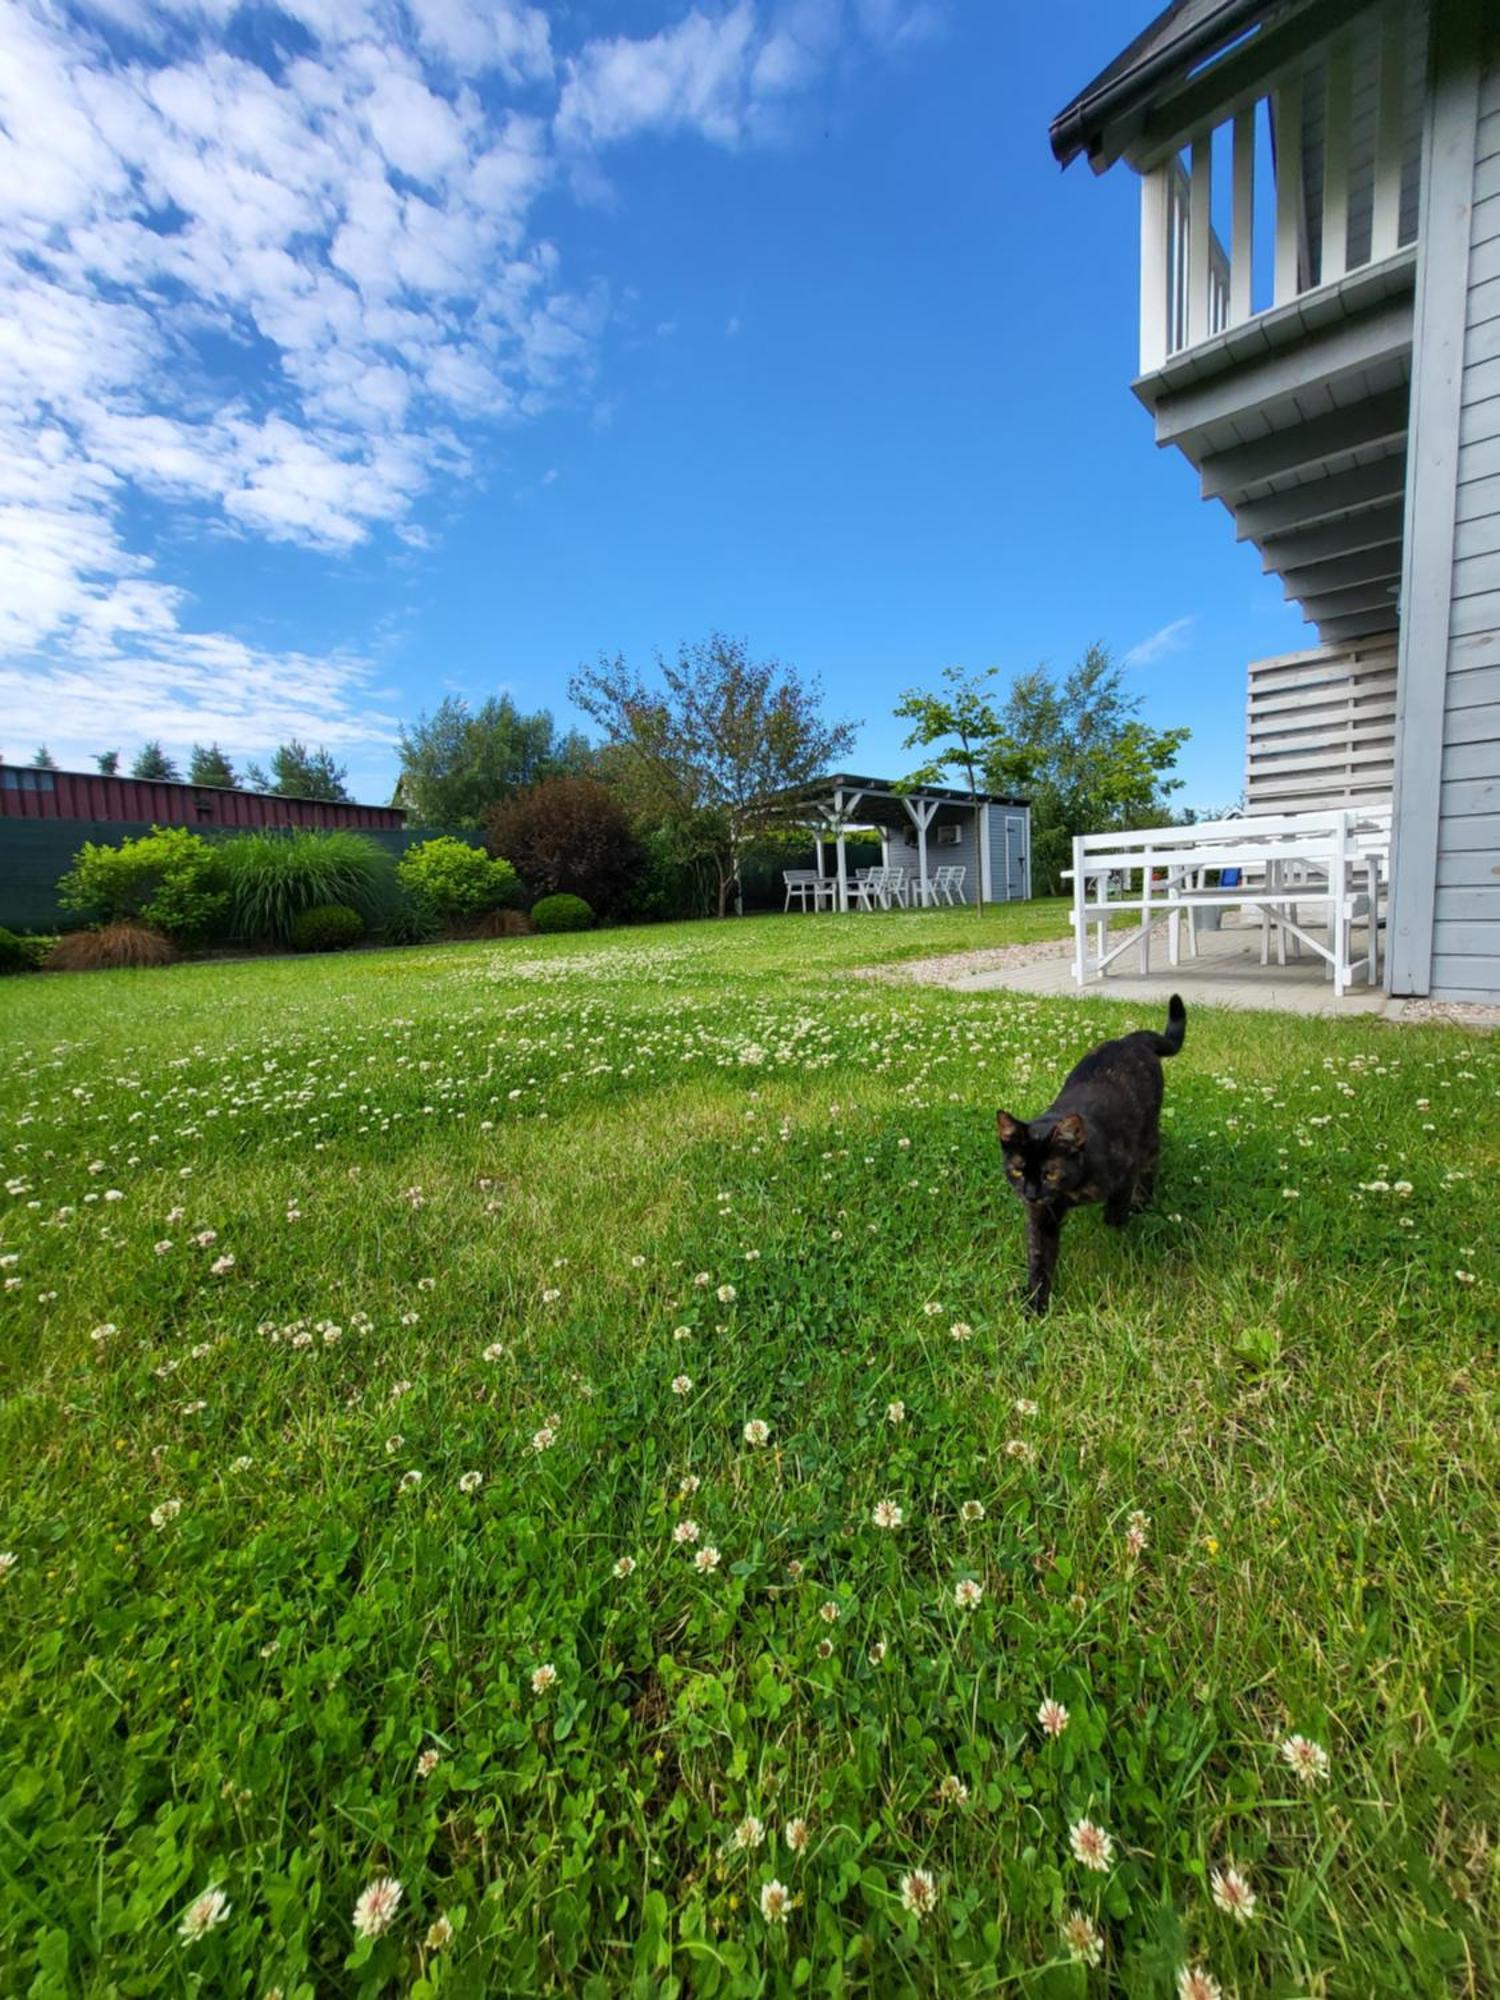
132;741;181;782
188;743;239;788
96;750;120;776
984;644;1190;894
31;746;57;769
245;741;351;802
893;665;1006;916
486;776;645;918
396;696;592;828
570;632;858;919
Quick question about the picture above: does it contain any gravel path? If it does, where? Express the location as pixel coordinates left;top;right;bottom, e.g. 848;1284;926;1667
853;935;1074;987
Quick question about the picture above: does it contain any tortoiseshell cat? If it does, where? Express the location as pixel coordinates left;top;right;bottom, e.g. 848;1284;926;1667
997;995;1186;1315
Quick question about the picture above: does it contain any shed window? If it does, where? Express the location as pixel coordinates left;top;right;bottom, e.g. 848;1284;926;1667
1;768;56;793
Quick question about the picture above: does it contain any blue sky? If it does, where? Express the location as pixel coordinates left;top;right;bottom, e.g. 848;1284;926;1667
1;0;1315;810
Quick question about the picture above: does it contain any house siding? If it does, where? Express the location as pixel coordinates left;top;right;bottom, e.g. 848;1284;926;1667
1433;30;1500;1001
986;808;1031;901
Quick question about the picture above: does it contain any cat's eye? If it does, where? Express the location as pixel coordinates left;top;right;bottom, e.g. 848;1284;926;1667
1043;1164;1062;1182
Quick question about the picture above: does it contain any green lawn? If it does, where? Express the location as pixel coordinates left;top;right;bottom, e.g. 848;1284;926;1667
1;906;1495;1998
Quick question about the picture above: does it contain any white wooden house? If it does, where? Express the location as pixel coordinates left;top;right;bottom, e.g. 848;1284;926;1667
1052;0;1499;1004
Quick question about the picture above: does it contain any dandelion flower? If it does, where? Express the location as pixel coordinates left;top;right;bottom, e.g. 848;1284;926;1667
694;1545;721;1572
1279;1733;1330;1784
1211;1864;1256;1923
1037;1698;1070;1739
959;1500;985;1523
742;1419;770;1447
1177;1967;1223;2000
458;1471;482;1494
530;1663;557;1695
759;1878;791;1924
900;1868;938;1918
352;1876;403;1939
1061;1910;1103;1967
953;1578;983;1610
177;1885;230;1943
872;1498;904;1530
1069;1819;1113;1871
613;1556;637;1578
783;1816;809;1853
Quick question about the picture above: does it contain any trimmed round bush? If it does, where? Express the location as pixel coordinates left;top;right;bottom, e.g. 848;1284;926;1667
0;926;31;974
530;893;593;934
396;838;522;926
289;902;364;952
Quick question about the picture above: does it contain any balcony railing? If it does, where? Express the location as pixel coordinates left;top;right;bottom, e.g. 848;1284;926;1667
1139;0;1424;375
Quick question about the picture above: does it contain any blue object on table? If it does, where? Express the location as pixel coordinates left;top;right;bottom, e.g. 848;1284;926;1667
1220;867;1241;888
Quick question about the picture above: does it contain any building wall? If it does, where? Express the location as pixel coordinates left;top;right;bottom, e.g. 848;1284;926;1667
1432;33;1500;999
1390;4;1500;1003
0;766;405;830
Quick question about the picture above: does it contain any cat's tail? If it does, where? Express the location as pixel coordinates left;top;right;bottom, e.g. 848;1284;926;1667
1145;993;1186;1057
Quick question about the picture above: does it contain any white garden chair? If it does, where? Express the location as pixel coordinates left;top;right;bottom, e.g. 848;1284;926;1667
783;869;832;913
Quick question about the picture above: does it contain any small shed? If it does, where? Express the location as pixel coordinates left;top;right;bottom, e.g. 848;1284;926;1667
795;773;1031;908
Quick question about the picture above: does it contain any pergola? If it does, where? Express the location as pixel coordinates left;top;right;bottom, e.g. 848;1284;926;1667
792;772;1029;912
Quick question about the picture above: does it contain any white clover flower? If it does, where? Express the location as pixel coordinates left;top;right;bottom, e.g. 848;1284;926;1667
352;1876;403;1939
819;1600;841;1623
399;1470;423;1491
1210;1865;1256;1923
783;1816;809;1853
425;1914;455;1950
959;1500;985;1523
1037;1698;1070;1739
1069;1819;1113;1871
0;1551;17;1580
458;1471;483;1494
483;1342;506;1362
871;1499;903;1530
759;1878;791;1923
1279;1733;1330;1784
716;1284;737;1303
210;1255;235;1276
732;1815;765;1850
900;1868;937;1918
531;1427;556;1452
1177;1968;1223;2000
1061;1910;1103;1967
949;1321;972;1342
671;1374;693;1396
742;1419;771;1447
673;1519;700;1544
416;1748;441;1778
530;1663;557;1694
953;1578;983;1610
694;1545;721;1573
150;1499;182;1530
612;1556;637;1578
886;1400;906;1425
935;1774;969;1805
177;1885;230;1942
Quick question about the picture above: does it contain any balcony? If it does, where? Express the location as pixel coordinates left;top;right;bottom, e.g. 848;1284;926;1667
1130;0;1427;646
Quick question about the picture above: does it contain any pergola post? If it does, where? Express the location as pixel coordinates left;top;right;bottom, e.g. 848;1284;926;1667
834;788;848;913
900;794;939;907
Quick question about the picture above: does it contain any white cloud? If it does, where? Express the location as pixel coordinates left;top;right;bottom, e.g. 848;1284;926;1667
1123;616;1195;668
1;0;936;769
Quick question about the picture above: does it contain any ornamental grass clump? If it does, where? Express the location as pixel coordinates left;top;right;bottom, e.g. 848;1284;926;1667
43;921;178;971
219;830;393;945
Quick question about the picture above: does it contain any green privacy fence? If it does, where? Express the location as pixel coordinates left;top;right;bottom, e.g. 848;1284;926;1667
0;823;485;934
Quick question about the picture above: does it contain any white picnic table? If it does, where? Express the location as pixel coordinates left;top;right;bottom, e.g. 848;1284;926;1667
1064;807;1391;997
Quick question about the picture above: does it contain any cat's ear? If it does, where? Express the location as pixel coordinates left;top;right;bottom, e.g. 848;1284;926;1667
996;1110;1025;1148
1052;1112;1087;1152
